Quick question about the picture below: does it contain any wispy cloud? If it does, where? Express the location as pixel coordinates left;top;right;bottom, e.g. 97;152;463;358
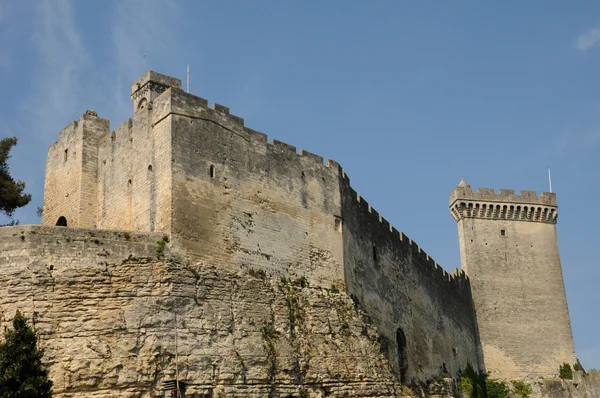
8;0;89;224
36;0;89;122
578;346;600;370
576;27;600;52
544;128;600;159
109;0;183;121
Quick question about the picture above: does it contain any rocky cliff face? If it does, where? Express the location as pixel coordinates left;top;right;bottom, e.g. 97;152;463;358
0;226;403;397
534;371;600;398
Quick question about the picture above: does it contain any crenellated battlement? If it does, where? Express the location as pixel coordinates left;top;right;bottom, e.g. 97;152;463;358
157;82;471;292
450;180;558;224
345;182;470;291
164;87;342;171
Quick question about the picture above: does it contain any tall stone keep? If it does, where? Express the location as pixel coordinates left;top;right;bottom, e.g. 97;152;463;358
450;180;577;379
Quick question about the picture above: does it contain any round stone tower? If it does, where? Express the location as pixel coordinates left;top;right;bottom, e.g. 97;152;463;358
450;180;576;379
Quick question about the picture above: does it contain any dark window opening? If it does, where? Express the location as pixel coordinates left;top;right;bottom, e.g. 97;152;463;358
372;246;378;262
210;165;215;179
148;165;153;172
64;149;68;162
56;216;67;227
500;229;506;236
396;328;408;384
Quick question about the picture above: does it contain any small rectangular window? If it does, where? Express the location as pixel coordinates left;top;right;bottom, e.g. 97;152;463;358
500;229;506;236
64;149;68;162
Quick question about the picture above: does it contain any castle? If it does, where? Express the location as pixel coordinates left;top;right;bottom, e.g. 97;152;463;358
0;71;579;396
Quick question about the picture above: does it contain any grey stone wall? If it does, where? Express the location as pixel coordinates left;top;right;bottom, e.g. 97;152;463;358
96;88;173;233
535;371;600;398
168;89;345;288
341;178;482;384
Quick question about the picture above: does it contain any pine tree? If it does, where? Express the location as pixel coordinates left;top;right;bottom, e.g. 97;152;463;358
0;137;31;218
0;311;53;397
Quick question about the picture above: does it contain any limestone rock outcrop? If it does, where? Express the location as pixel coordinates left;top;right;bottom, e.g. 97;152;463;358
0;226;402;397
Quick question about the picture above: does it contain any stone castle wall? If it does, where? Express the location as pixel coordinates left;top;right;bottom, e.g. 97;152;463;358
167;89;345;289
451;184;576;379
341;179;482;383
153;86;482;382
96;104;172;233
39;72;484;385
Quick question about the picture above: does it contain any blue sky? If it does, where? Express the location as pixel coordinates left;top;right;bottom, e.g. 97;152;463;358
0;1;598;370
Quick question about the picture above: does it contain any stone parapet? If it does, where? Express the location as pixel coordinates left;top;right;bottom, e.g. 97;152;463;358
450;181;558;224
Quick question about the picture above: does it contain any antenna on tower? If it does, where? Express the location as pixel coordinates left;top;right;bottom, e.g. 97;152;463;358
186;64;190;93
548;167;553;193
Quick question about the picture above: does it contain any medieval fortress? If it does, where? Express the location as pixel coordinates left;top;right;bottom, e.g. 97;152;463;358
0;71;584;397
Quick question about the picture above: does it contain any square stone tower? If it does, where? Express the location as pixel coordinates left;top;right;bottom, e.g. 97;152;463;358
450;180;577;379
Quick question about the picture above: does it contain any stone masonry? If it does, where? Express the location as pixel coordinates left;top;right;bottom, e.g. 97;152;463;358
39;71;484;385
450;180;577;379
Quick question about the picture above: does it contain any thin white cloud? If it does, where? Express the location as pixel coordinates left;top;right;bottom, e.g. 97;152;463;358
6;0;90;224
110;0;183;122
35;0;88;117
576;27;600;52
578;346;600;370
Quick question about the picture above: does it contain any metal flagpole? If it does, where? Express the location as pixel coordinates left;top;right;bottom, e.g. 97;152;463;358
548;167;553;193
186;65;190;93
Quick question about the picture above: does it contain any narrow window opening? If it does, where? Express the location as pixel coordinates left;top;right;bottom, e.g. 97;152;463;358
56;216;67;227
396;328;408;384
209;165;215;179
372;246;378;262
64;149;68;162
148;165;153;172
334;216;343;232
500;229;506;236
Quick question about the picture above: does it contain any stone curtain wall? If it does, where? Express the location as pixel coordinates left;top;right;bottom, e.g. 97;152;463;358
340;179;482;384
167;89;345;288
0;225;402;397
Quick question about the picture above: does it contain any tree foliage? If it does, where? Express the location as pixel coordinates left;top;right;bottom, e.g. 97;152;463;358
0;311;53;397
559;363;573;380
0;137;31;218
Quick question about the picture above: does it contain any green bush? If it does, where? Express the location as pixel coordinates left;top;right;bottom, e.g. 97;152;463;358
0;311;53;397
460;362;486;398
486;380;509;398
559;363;573;380
511;380;532;398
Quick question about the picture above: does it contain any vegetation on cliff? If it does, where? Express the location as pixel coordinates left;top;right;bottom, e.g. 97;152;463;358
0;311;53;397
0;137;31;219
